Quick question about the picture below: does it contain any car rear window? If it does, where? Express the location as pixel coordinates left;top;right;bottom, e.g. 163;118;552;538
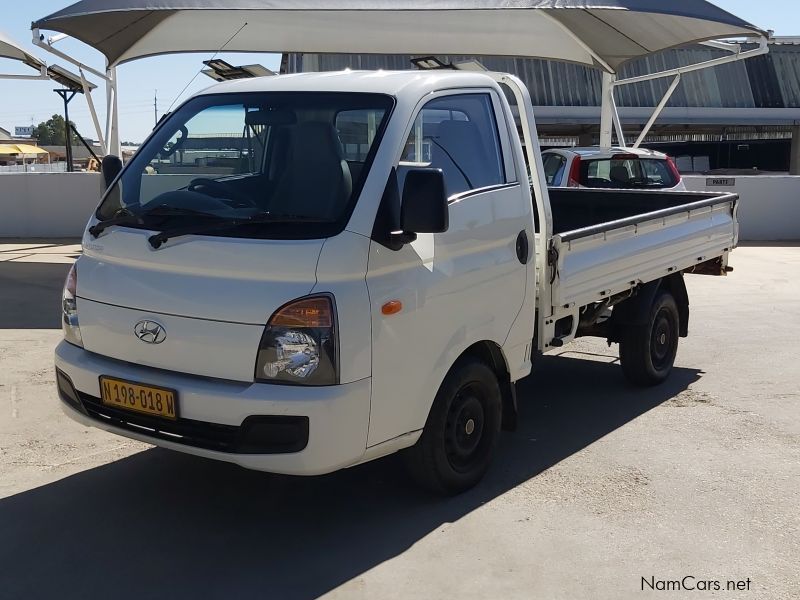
580;157;678;189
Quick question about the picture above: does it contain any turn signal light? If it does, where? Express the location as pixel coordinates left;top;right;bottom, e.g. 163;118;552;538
269;297;333;328
255;295;338;386
381;300;403;316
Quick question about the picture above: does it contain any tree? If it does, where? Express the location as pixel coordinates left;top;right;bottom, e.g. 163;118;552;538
32;114;80;146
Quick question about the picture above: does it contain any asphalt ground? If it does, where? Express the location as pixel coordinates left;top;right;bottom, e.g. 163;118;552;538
0;242;797;600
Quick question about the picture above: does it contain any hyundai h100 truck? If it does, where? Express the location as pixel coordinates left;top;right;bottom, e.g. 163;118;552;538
55;71;738;494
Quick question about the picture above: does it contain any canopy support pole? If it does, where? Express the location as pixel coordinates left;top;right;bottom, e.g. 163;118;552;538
105;65;121;158
632;74;682;148
79;69;107;155
599;72;616;148
611;93;626;148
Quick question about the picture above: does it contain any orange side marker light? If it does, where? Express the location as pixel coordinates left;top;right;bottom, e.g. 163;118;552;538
381;300;403;316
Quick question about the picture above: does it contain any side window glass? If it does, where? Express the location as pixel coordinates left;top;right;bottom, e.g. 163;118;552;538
399;94;505;197
543;154;566;186
336;109;383;162
641;160;669;186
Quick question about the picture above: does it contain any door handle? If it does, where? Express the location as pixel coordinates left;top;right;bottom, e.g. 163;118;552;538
516;230;530;265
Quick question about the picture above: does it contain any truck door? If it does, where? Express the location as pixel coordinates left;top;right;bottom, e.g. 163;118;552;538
365;90;533;447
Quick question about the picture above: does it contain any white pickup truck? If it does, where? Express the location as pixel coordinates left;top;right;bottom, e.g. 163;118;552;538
55;70;738;494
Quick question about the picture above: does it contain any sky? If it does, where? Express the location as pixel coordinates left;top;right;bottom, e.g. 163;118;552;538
1;0;798;144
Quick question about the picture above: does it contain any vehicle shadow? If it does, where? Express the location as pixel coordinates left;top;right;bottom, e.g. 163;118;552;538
0;262;71;329
0;353;701;599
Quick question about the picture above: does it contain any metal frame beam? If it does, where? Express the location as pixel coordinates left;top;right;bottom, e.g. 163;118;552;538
615;36;769;87
32;28;117;157
0;67;48;81
599;36;770;149
632;74;682;148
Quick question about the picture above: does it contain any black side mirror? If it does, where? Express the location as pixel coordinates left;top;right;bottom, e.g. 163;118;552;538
101;155;123;189
400;168;449;235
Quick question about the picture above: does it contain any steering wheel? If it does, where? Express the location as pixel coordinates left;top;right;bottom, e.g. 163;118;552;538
187;178;258;208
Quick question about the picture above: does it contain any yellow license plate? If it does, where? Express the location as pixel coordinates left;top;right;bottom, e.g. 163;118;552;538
99;376;178;420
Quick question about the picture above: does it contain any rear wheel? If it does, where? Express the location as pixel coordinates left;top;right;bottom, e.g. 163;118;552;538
403;358;502;495
619;290;680;386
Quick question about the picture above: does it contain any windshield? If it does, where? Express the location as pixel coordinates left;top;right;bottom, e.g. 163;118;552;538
98;92;394;239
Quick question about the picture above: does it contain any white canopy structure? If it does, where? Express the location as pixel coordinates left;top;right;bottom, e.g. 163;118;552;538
31;0;769;152
1;31;106;155
32;0;767;71
1;30;48;79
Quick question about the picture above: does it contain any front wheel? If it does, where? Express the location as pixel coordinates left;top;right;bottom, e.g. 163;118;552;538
619;290;680;386
403;358;502;495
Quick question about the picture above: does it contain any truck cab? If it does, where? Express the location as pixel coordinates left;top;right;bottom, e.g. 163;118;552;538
56;70;738;494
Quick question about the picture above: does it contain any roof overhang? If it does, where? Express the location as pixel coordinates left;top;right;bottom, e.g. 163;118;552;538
32;1;768;72
533;106;800;127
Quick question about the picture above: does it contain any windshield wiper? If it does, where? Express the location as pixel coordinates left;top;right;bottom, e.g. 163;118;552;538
88;205;221;239
147;213;329;249
88;208;143;238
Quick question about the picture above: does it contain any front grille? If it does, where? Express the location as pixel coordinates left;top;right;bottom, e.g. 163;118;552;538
80;392;243;452
56;371;309;455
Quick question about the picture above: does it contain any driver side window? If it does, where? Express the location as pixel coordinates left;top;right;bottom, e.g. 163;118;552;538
398;93;506;198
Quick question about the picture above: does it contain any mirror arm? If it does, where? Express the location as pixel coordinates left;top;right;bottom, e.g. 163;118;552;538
388;231;418;246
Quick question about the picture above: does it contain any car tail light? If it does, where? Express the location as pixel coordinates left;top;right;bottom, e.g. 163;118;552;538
666;156;682;184
62;263;83;347
567;156;582;187
254;295;338;386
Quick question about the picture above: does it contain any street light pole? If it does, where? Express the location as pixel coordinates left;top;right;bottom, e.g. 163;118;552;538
55;88;77;172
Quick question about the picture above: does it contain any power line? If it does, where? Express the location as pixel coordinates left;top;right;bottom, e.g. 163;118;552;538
166;21;249;112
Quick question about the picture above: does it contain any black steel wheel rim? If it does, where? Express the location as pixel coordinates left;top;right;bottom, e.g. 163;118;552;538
444;382;488;473
651;307;677;370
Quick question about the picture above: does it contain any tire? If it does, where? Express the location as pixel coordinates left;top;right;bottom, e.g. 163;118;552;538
619;289;680;387
403;358;503;495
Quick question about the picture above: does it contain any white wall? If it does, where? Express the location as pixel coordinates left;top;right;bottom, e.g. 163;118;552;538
0;173;103;238
683;175;800;242
0;172;798;241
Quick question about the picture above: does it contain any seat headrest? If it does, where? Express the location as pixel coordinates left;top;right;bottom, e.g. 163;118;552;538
289;122;345;160
610;165;630;184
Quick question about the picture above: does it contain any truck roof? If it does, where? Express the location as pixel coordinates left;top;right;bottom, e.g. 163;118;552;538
195;70;502;99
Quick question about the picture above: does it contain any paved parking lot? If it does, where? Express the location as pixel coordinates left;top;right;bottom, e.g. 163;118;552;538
0;242;798;600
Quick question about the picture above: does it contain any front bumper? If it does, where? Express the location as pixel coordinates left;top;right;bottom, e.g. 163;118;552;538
55;341;371;475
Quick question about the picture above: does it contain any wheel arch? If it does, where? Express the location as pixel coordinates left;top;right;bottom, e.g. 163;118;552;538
660;273;690;338
610;273;690;341
459;341;518;432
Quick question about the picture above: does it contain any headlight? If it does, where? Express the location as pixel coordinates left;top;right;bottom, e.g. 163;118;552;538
255;295;338;386
62;263;83;347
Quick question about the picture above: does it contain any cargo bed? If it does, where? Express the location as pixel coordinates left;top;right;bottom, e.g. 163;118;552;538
545;188;739;310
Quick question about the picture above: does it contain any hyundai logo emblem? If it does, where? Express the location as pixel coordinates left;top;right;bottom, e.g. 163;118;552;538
134;320;167;344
